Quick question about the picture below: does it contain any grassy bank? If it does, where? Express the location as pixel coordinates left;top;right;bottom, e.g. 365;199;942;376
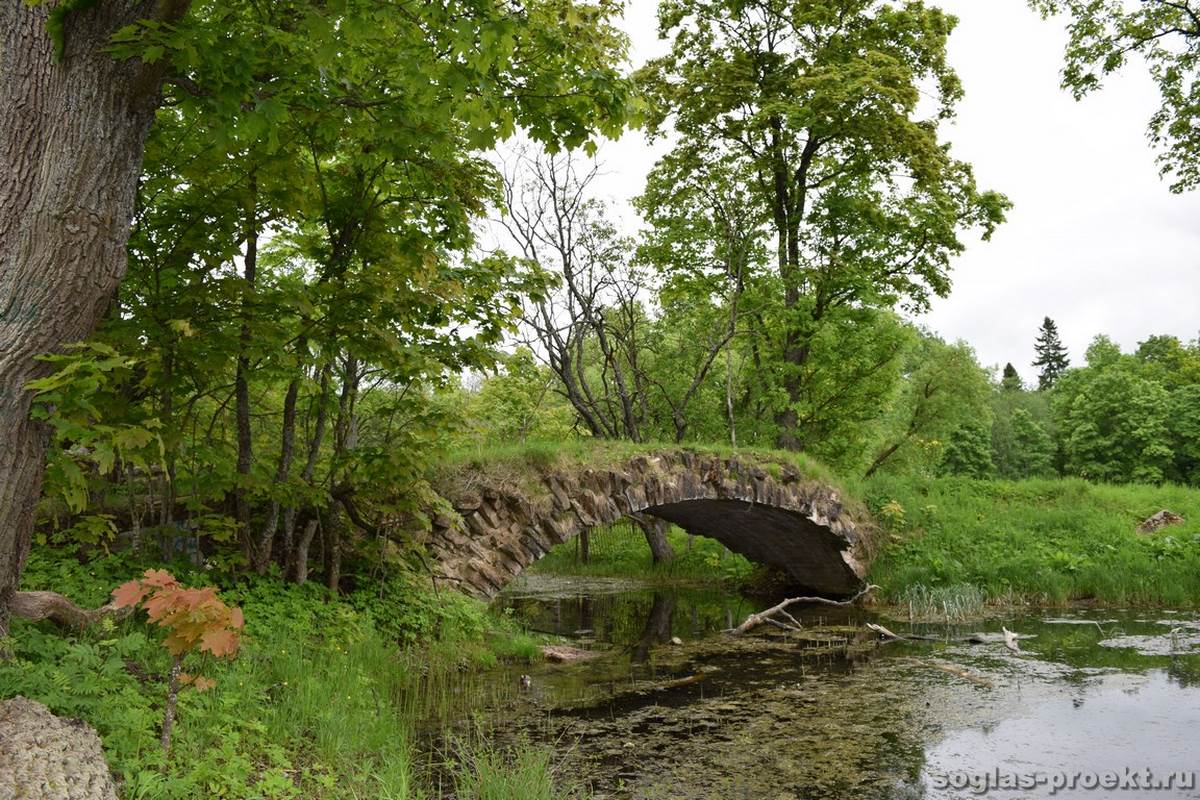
864;475;1200;608
528;518;754;584
0;549;567;800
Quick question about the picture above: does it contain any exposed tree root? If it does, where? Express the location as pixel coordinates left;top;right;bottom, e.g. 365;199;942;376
9;591;128;630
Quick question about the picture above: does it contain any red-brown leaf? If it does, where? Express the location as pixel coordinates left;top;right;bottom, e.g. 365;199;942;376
111;579;146;609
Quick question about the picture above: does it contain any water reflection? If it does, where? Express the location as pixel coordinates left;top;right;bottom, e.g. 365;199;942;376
480;576;1200;800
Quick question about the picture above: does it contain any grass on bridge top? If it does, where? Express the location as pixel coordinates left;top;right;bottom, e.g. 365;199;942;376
434;438;843;490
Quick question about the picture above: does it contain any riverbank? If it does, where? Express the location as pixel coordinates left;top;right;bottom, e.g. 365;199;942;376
865;475;1200;608
0;549;564;800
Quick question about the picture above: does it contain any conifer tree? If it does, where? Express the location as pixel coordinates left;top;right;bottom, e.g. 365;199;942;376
1033;317;1070;389
1001;363;1023;392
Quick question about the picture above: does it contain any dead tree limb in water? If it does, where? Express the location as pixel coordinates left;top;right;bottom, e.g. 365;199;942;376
727;584;879;635
866;621;905;641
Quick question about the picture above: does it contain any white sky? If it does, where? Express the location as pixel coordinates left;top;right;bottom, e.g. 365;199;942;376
588;0;1200;377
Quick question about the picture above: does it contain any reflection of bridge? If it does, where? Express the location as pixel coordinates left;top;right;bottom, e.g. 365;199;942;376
425;449;876;599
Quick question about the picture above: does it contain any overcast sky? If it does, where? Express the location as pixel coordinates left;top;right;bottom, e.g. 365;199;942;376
586;1;1200;378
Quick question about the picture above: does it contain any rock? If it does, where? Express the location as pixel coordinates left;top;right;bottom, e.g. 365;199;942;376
0;696;118;800
1137;510;1185;534
428;449;874;600
541;644;602;663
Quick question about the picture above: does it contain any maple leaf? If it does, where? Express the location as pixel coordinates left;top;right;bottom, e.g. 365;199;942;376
200;628;240;658
142;592;177;622
192;676;217;692
229;607;245;629
141;569;178;589
111;579;147;609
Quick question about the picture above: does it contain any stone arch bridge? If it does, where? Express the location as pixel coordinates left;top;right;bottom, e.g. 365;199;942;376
425;449;877;599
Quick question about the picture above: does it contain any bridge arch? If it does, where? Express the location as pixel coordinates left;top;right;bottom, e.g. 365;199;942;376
426;449;876;599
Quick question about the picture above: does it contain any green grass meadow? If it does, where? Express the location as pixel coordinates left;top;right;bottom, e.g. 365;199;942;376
863;475;1200;607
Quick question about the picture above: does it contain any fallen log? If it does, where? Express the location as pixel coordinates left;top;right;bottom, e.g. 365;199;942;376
541;644;602;663
727;584;879;635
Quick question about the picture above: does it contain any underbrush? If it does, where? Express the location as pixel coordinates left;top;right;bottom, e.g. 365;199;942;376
0;548;567;800
528;520;754;585
866;475;1200;607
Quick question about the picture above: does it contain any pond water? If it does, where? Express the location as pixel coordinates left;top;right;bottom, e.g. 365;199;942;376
450;576;1200;799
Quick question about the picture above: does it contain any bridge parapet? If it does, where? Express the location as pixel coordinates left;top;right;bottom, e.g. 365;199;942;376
427;449;876;599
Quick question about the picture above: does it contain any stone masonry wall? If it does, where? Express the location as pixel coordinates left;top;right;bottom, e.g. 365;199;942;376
427;450;874;599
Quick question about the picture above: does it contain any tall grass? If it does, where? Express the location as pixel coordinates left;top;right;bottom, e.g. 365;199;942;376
447;736;577;800
895;583;986;622
867;475;1200;607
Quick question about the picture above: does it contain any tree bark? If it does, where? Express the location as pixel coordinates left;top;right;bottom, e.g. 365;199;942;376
323;510;341;593
282;361;331;575
292;517;318;585
160;654;182;754
234;177;258;565
255;372;299;573
632;515;675;564
0;2;189;635
323;355;359;594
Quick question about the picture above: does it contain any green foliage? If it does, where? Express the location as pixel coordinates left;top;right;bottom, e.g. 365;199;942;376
863;331;993;478
449;350;576;448
1169;384;1200;484
1007;409;1057;479
32;0;639;584
1053;346;1174;483
2;550;559;799
1001;363;1024;392
869;474;1200;606
1033;0;1200;190
637;0;1009;450
28;343;164;515
990;384;1057;480
940;423;995;479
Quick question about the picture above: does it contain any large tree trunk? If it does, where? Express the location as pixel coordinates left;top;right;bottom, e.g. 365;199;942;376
255;373;299;573
633;516;675;565
234;178;258;565
0;2;187;635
